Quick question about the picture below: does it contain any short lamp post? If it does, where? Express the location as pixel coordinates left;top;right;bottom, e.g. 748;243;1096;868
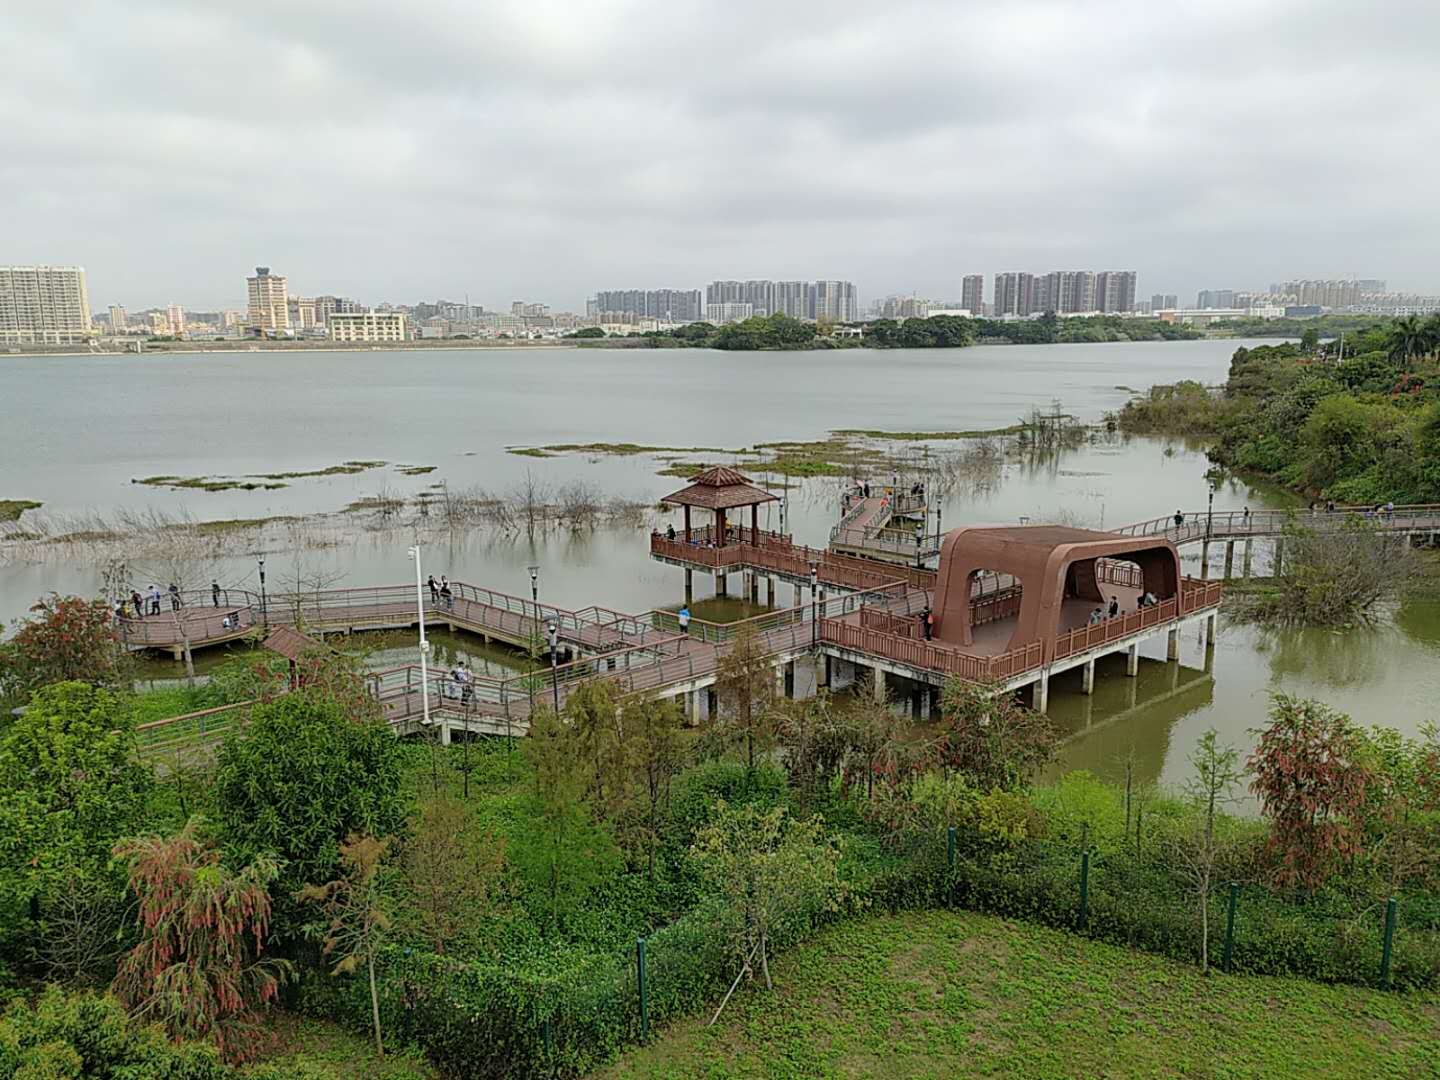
257;557;268;629
546;618;560;712
527;564;540;614
914;522;924;569
1204;467;1225;541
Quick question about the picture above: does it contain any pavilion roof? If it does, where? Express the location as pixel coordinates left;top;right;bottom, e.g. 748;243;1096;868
660;465;779;510
262;625;326;663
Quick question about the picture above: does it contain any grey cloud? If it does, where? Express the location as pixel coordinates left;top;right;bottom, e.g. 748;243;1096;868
3;0;1437;310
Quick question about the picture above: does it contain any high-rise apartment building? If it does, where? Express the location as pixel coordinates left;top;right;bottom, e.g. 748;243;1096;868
960;275;984;315
1271;279;1387;308
246;266;290;332
812;280;858;322
288;297;319;330
992;272;1034;317
166;304;186;337
0;265;93;344
590;288;703;323
1151;293;1178;311
108;304;128;333
1095;271;1137;313
313;295;362;326
770;281;809;318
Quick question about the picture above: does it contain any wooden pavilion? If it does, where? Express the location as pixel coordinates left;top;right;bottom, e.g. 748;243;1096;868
660;466;779;546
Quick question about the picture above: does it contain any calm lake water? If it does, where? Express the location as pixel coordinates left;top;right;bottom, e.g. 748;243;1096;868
4;339;1437;788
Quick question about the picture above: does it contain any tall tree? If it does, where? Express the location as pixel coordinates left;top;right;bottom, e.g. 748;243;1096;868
564;678;632;820
297;834;393;1057
513;707;620;934
0;682;153;980
691;801;844;994
399;793;505;956
713;624;776;769
1248;694;1372;889
935;676;1056;790
112;820;290;1063
213;688;407;935
622;693;686;876
1171;729;1244;973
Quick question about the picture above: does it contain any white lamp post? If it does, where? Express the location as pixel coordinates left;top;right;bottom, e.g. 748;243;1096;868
409;544;432;733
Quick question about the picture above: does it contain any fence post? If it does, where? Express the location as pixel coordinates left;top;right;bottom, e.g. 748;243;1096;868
1078;849;1090;931
636;937;649;1040
1380;896;1397;989
1222;882;1238;973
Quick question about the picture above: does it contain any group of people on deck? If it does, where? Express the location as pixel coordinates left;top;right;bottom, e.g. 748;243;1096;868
426;574;455;609
1087;590;1159;626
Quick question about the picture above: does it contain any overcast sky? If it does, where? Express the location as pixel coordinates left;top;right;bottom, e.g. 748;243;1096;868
5;0;1437;312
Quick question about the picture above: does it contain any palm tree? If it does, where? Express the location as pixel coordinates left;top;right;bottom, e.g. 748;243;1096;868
1388;315;1427;369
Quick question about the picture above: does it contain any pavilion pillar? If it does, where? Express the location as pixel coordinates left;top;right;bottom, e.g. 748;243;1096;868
1223;541;1234;580
1126;643;1139;677
683;504;692;543
766;576;774;607
749;573;759;604
1081;657;1095;695
751;503;759;545
716;508;726;546
684;569;693;604
1167;626;1180;662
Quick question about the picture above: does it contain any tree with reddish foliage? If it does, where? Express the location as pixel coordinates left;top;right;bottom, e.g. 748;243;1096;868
0;593;129;706
1247;694;1373;890
111;820;291;1063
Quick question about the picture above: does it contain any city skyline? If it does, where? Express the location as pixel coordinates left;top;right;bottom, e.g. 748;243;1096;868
6;2;1440;312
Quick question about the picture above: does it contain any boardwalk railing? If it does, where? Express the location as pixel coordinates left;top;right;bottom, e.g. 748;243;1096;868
1115;505;1440;545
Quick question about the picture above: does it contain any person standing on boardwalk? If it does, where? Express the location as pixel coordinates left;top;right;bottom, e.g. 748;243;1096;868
439;581;453;610
168;583;182;612
1108;596;1119;619
1173;509;1185;531
678;605;691;635
131;590;144;618
212;579;221;607
148;584;161;615
428;575;438;603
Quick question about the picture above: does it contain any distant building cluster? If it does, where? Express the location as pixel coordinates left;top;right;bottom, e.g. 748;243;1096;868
11;261;1440;351
587;280;858;325
991;270;1138;317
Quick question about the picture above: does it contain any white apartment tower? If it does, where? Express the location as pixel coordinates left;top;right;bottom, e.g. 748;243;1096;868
0;265;93;344
108;304;128;333
246;266;291;332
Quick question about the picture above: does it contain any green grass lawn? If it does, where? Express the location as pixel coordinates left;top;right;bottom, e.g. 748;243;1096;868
600;910;1440;1079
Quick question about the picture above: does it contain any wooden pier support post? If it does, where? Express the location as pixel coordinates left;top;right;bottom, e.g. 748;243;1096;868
1167;627;1180;662
766;576;774;607
1242;539;1253;578
684;569;693;605
784;660;795;698
1126;642;1139;677
872;667;887;703
1200;541;1210;580
749;573;759;604
1206;612;1217;647
1081;657;1096;695
1223;541;1234;580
